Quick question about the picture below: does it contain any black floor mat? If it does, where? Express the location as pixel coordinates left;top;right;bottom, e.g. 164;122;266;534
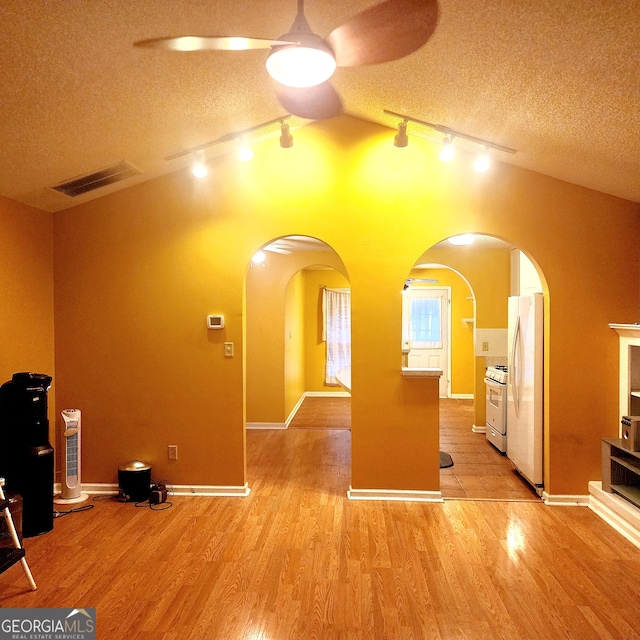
439;451;454;468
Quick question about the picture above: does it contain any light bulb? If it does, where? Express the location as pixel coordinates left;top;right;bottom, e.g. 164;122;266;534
266;45;336;88
449;234;475;246
439;136;455;162
252;250;266;265
238;143;253;163
474;148;491;173
191;150;208;178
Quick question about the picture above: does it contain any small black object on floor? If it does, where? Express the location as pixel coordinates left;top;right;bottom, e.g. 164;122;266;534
439;451;454;468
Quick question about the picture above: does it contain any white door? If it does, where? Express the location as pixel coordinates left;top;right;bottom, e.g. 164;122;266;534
402;287;450;397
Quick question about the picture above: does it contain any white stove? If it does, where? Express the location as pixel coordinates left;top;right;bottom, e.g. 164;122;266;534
485;365;508;452
485;364;508;385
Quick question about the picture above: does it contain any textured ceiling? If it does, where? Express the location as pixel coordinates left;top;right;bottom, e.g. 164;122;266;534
1;0;640;212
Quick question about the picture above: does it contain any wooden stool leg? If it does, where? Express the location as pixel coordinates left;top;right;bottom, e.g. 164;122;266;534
0;479;37;591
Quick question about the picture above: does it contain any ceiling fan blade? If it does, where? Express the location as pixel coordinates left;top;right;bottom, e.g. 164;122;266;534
326;0;439;67
274;81;343;120
134;36;298;52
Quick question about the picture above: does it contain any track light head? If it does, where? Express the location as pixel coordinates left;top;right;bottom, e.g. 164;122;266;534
474;147;491;173
394;120;409;148
279;121;294;148
439;135;455;162
237;138;254;162
191;150;208;178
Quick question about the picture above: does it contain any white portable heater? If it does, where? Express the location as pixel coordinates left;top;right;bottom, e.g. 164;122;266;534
54;409;89;504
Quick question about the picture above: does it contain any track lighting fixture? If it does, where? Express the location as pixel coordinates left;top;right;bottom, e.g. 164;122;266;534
439;135;455;162
394;120;409;148
166;115;293;173
237;138;254;163
279;121;294;148
191;150;208;178
383;109;516;172
474;147;491;173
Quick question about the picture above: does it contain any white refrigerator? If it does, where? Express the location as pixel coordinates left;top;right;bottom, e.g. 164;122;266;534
507;294;544;489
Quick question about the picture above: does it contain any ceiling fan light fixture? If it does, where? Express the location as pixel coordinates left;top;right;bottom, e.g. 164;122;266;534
266;31;336;89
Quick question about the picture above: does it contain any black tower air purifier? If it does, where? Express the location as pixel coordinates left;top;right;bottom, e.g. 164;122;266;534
0;372;54;537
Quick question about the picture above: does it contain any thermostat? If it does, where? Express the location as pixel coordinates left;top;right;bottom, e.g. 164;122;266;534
207;314;225;329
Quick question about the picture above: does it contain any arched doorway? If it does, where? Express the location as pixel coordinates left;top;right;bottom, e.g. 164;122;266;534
404;234;548;500
244;235;351;490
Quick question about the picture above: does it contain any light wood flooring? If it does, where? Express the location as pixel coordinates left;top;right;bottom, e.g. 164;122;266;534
2;425;640;638
288;396;351;430
289;396;539;501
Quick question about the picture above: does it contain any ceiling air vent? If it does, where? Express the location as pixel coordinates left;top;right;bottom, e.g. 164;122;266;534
51;161;141;197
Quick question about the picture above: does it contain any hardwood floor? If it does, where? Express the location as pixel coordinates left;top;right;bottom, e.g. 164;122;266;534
290;396;539;500
288;396;351;430
2;424;640;639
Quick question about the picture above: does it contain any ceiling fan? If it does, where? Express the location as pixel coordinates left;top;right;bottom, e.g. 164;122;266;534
135;0;439;120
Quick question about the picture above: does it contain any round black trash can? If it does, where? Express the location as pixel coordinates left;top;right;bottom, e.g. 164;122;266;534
118;460;152;502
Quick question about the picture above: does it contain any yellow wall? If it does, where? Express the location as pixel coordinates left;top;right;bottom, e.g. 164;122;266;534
284;270;305;419
50;115;640;495
0;197;55;457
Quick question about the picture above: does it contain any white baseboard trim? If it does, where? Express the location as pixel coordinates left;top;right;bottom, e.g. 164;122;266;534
305;390;351;398
588;481;640;549
471;424;486;433
247;422;287;430
77;483;118;495
450;394;474;400
542;491;589;506
347;486;443;503
74;482;251;498
172;483;250;497
285;393;307;427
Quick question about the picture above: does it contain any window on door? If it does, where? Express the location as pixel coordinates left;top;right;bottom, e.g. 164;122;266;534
408;296;442;349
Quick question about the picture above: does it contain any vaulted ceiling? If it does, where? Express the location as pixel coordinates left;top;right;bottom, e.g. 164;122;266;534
2;0;639;212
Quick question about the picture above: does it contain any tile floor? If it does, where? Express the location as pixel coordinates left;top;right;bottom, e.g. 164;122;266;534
288;395;540;501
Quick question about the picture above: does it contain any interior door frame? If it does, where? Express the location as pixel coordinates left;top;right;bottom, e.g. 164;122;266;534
402;285;452;397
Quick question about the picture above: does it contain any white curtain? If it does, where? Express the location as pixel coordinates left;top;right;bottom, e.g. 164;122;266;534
322;287;351;385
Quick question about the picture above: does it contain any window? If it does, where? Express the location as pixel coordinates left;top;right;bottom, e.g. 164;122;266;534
322;288;351;385
408;296;442;349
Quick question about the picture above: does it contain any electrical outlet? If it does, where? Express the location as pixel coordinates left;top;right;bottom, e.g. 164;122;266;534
482;341;489;352
168;445;178;460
